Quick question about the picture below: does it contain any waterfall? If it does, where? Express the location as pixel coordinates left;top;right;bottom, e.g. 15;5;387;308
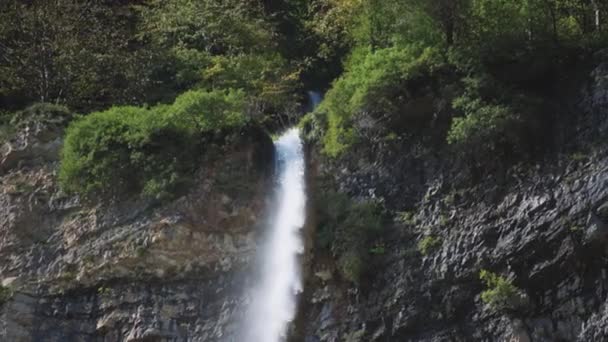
240;128;306;342
307;91;322;110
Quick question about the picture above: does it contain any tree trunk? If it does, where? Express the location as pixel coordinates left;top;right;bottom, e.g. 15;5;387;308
446;21;454;46
591;0;600;31
547;0;558;44
439;0;456;46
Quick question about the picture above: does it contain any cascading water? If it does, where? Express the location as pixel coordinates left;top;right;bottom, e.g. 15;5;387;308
307;90;322;110
240;128;307;342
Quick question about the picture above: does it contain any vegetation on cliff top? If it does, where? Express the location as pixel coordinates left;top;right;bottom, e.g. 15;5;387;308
306;0;608;160
3;1;607;158
0;0;307;199
59;90;247;200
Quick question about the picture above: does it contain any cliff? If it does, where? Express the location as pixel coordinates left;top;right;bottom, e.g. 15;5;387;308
0;116;274;341
3;51;608;342
297;55;608;341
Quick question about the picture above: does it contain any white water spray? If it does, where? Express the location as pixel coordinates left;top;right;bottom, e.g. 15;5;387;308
241;128;306;342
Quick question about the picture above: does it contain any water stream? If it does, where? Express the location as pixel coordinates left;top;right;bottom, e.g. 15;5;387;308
241;128;307;342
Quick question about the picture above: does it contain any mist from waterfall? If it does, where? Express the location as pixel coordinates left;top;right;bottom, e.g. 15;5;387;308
240;127;307;342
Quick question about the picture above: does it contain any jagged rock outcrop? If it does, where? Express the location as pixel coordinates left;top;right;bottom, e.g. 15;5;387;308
297;56;608;341
0;121;274;341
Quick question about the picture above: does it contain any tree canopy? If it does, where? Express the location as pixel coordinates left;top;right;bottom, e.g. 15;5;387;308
2;0;608;196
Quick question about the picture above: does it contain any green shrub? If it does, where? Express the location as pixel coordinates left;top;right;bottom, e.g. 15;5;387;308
418;235;442;255
201;52;298;109
369;244;386;255
447;76;529;159
0;110;14;143
59;89;247;199
569;152;587;162
315;190;384;283
338;249;364;283
0;285;13;305
396;211;415;225
299;110;328;144
97;286;111;296
448;99;516;148
479;269;524;311
319;45;443;156
135;246;148;258
557;16;583;46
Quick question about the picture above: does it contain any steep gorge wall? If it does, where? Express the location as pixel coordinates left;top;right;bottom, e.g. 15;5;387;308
298;57;608;341
0;121;275;341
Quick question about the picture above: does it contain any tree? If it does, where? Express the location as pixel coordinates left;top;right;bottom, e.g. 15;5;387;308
0;0;154;111
404;0;469;46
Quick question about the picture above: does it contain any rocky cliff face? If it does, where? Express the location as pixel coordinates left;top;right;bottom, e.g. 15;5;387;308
3;57;608;342
0;119;275;341
297;57;608;341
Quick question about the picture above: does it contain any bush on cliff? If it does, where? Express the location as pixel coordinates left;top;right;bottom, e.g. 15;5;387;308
418;235;442;255
480;269;527;312
315;190;384;283
446;74;544;163
0;285;12;305
318;45;443;157
0;110;14;143
447;95;520;157
59;89;247;200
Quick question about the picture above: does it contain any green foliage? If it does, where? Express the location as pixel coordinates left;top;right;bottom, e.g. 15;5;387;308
447;77;527;158
97;286;111;296
479;269;524;312
569;151;588;162
337;249;364;283
396;211;416;225
138;0;299;111
0;1;157;111
319;46;443;156
13;181;35;194
369;243;386;255
448;101;515;150
299;110;328;143
315;190;384;283
307;0;608;162
0;0;301;113
418;235;442;255
0;110;15;143
59;89;247;199
438;214;449;226
0;285;12;305
309;0;442;52
2;0;608;115
139;0;274;55
135;246;148;258
200;52;299;109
